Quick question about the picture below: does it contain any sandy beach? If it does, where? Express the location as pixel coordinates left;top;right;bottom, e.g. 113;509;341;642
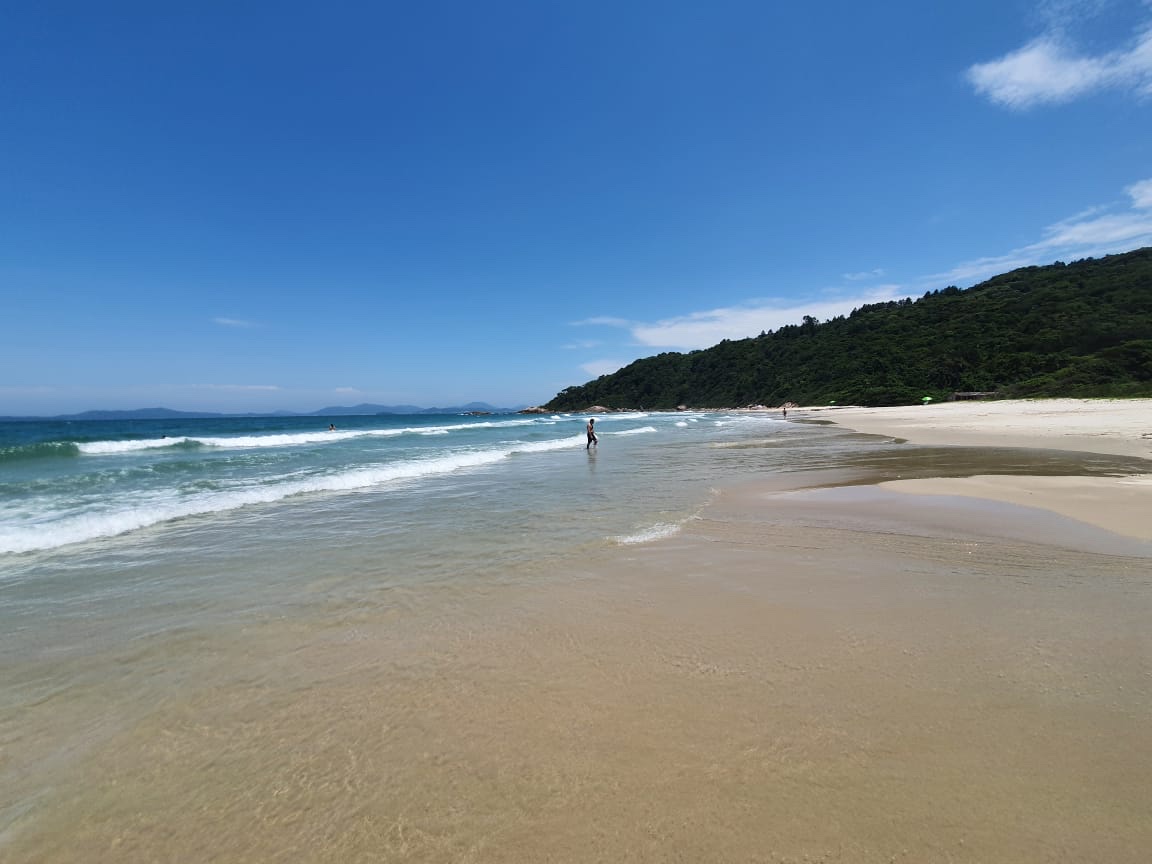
4;401;1151;864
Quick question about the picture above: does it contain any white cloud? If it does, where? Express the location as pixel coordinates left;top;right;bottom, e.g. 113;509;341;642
1036;210;1152;248
212;317;257;328
967;38;1111;107
564;339;603;350
1128;177;1152;207
630;288;907;350
333;387;360;394
967;17;1152;107
581;359;627;378
932;177;1152;284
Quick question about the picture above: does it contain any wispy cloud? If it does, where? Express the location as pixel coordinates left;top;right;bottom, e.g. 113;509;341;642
843;268;885;281
581;359;628;378
333;387;360;394
573;316;632;328
192;384;281;391
630;288;907;350
564;339;603;350
1128;177;1152;208
606;176;1152;353
967;5;1152;108
212;317;258;328
932;176;1152;283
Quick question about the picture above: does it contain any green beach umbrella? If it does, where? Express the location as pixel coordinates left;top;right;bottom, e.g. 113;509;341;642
921;395;933;403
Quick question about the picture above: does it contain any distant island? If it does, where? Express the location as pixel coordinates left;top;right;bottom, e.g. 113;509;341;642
0;403;523;422
545;247;1152;410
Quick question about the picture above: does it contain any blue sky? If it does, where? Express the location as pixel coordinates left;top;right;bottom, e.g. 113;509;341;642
2;0;1151;414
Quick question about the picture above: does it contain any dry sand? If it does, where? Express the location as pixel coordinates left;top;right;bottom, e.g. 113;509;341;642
817;398;1152;459
814;398;1152;541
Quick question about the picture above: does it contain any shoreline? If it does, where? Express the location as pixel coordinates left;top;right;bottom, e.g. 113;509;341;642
807;398;1152;542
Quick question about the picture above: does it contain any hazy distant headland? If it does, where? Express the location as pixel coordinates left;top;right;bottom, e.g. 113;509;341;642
0;403;523;422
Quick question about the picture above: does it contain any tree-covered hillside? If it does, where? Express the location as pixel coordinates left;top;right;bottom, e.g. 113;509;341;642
545;248;1152;409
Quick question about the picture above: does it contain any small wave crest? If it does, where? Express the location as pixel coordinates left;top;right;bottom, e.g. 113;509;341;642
610;521;684;545
612;426;658;436
77;437;194;454
0;441;82;464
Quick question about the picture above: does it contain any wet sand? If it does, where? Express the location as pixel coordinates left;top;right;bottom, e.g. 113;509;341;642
4;403;1152;863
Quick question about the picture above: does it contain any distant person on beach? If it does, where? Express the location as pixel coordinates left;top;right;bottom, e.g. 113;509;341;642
328;424;336;431
586;418;598;449
782;405;787;418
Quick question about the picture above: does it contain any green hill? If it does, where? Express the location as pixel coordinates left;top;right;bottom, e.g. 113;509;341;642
545;247;1152;410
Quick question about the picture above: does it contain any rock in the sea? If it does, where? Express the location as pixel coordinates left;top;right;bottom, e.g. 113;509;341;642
517;406;551;414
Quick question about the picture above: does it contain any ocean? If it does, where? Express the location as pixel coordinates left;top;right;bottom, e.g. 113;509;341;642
3;409;1149;860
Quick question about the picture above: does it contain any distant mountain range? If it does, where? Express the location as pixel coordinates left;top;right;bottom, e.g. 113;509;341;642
1;403;523;421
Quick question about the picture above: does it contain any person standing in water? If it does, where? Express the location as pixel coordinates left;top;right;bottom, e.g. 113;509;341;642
586;417;598;449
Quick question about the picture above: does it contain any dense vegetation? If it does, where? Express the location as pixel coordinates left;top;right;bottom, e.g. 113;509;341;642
545;248;1152;409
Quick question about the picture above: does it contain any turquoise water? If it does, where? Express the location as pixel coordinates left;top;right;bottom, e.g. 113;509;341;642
1;411;802;557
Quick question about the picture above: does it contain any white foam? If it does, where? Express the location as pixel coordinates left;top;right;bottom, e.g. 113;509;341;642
611;521;683;545
612;426;658;435
74;421;546;455
0;435;587;554
78;437;193;453
508;434;586;453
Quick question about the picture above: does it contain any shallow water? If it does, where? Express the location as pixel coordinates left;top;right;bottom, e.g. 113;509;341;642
2;411;1150;860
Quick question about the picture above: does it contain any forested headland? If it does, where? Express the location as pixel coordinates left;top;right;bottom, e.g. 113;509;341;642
545;247;1152;410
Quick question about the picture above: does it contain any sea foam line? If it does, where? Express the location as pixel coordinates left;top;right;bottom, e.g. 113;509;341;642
1;434;585;555
74;418;545;455
610;521;685;545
